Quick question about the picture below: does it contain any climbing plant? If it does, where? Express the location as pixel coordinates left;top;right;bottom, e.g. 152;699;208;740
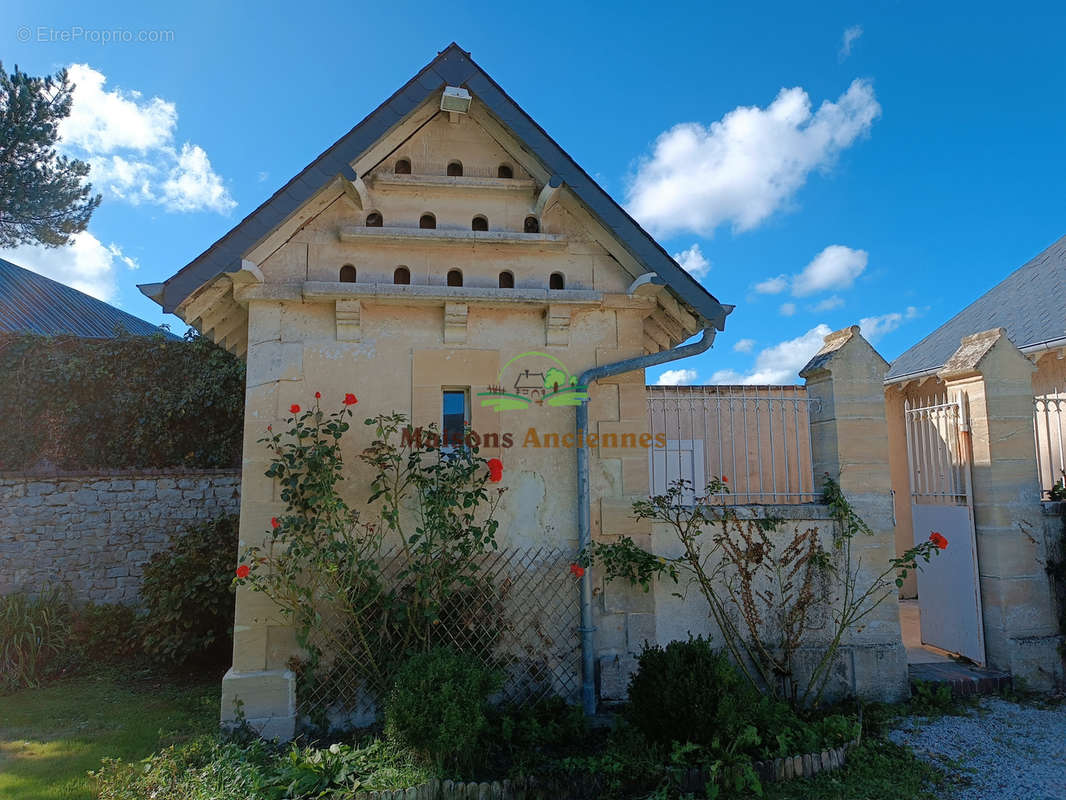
236;396;506;711
0;331;245;470
582;476;945;707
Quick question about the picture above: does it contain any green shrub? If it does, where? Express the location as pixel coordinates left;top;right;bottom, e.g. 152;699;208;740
626;636;778;749
0;588;73;690
482;696;588;776
626;637;859;772
0;331;244;471
71;602;141;665
139;514;238;670
94;735;431;800
385;647;502;774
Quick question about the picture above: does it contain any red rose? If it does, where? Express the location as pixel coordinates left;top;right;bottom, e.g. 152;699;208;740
722;476;729;483
929;532;948;550
290;404;300;414
487;458;503;482
266;425;272;432
271;517;280;529
569;563;585;578
344;393;358;406
235;564;250;579
315;391;321;399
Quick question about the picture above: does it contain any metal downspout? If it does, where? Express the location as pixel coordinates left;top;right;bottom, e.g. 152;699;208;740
575;327;717;716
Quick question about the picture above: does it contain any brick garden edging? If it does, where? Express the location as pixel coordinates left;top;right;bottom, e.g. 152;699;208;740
348;739;857;798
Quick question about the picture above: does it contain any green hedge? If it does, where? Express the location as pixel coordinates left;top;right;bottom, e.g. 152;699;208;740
0;332;245;470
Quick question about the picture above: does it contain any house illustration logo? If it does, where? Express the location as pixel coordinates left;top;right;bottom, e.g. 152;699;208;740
478;351;589;411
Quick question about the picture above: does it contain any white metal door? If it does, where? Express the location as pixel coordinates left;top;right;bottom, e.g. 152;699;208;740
649;439;705;503
904;396;985;663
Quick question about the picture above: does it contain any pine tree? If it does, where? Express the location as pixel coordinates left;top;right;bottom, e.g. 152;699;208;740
0;63;100;248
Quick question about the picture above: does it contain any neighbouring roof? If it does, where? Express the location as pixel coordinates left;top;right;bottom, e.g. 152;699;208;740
0;258;174;339
887;234;1066;381
147;43;731;331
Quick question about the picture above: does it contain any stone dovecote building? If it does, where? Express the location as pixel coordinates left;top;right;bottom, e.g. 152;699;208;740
142;44;733;737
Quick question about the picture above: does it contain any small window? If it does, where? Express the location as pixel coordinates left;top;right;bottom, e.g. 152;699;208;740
339;264;357;283
549;272;565;290
497;164;513;179
498;270;515;289
442;390;468;450
447;269;463;287
394;266;411;285
446;161;463;177
394;158;411;174
524;216;540;234
471;215;488;232
419;213;436;229
366;211;383;227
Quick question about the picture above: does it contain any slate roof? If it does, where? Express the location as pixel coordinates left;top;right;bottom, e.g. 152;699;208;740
0;258;174;338
147;43;731;331
887;235;1066;381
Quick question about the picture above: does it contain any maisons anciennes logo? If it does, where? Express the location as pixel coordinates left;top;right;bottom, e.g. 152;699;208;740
478;351;589;410
400;351;666;450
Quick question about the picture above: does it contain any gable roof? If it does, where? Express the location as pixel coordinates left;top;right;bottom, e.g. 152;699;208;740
0;258;175;339
146;43;731;331
886;234;1066;381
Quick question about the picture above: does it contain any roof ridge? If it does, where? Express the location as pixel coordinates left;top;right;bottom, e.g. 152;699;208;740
887;232;1066;380
0;257;174;338
150;44;731;331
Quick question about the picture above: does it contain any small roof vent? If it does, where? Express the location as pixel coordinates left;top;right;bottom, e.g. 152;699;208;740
440;86;472;114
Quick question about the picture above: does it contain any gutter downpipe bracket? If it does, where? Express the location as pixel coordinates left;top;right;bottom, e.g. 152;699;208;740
575;327;717;716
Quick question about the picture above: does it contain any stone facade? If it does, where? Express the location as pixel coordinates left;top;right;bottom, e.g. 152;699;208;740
885;328;1064;689
206;95;708;739
0;469;241;604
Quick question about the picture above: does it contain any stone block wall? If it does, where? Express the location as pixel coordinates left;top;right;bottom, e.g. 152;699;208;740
0;469;241;604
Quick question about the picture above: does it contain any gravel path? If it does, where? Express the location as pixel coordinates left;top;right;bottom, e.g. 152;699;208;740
888;697;1066;800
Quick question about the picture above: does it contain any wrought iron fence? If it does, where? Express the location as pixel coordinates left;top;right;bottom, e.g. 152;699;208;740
646;385;820;505
904;395;970;506
1034;390;1066;497
297;546;580;730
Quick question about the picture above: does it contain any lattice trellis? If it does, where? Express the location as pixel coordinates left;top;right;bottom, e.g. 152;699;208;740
296;546;581;729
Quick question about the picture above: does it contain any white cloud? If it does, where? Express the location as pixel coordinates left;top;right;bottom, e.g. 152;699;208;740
59;64;235;214
672;243;711;278
779;302;797;316
839;25;864;60
625;79;881;237
791;245;867;296
0;231;137;301
733;338;756;353
161;144;234;213
712;324;832;385
905;305;927;320
754;274;789;294
656;368;699;386
811;295;845;312
61;64;177;152
108;242;139;270
859;312;904;343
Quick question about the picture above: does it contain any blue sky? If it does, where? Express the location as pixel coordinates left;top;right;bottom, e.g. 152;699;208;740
4;1;1065;385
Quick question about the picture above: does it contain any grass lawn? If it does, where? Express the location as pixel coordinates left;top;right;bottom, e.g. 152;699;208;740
0;672;220;800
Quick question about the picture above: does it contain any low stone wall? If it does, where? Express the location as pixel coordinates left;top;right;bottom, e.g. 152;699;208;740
1043;501;1066;684
596;503;909;705
0;468;241;604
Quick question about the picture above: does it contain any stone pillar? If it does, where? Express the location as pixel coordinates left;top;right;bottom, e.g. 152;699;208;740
939;328;1062;687
884;385;918;598
800;326;909;702
220;299;299;740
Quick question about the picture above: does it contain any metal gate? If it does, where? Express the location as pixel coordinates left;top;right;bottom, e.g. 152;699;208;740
904;394;985;663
